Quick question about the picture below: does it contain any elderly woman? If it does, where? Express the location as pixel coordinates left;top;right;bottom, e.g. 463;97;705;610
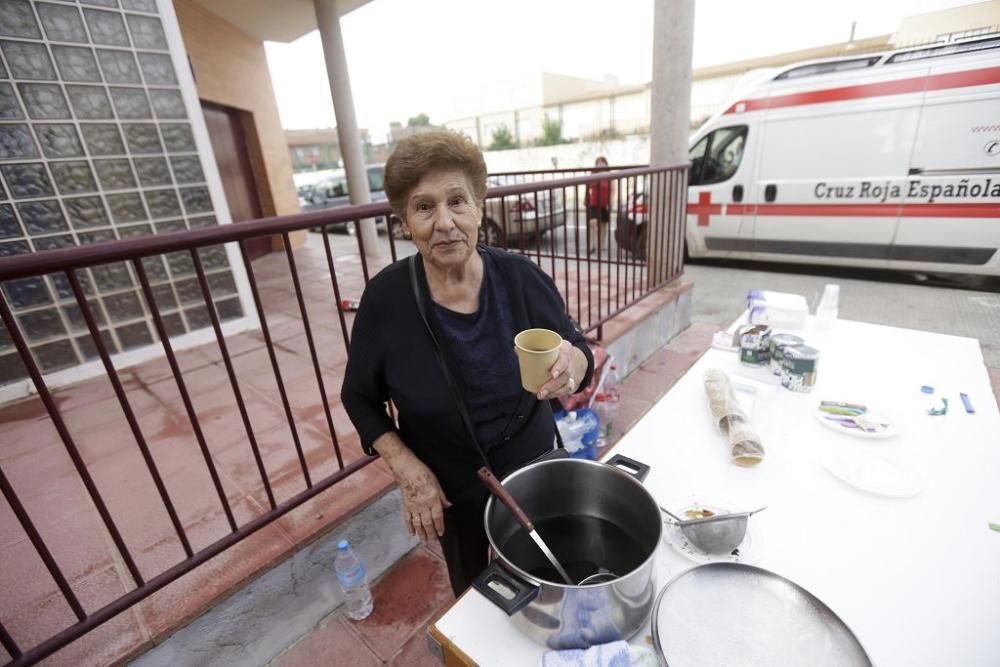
341;130;594;595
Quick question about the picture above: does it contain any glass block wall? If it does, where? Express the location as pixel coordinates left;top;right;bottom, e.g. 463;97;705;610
0;0;244;387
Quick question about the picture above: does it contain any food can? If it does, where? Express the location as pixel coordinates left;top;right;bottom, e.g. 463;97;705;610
781;344;820;392
738;324;772;366
769;333;804;376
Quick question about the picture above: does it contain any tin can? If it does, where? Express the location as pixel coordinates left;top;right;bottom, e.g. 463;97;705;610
781;344;820;392
769;333;804;376
738;324;772;366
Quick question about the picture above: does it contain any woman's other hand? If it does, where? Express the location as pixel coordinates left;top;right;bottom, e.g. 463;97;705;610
372;433;452;542
397;457;452;542
537;340;588;400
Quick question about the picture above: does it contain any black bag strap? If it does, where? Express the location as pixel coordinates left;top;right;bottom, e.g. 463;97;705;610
409;255;491;467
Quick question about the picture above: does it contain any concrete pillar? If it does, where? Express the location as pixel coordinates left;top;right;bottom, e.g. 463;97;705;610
314;0;380;256
648;0;694;282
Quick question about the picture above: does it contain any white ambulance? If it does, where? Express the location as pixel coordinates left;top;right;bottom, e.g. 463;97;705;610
685;36;1000;275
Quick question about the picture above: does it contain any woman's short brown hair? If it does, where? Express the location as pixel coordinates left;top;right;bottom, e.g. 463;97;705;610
384;129;488;219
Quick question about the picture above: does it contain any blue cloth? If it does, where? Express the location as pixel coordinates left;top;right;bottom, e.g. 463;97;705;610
540;640;659;667
432;251;523;450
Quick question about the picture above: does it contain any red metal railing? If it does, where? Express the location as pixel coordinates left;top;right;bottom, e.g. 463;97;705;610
480;165;688;337
0;164;687;665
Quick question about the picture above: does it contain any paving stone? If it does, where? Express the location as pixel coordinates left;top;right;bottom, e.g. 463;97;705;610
271;618;379;667
345;546;454;661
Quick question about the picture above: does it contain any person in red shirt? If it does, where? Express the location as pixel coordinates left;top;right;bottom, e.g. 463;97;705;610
586;156;612;254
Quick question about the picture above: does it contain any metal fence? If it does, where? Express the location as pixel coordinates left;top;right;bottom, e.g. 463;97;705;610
0;163;687;665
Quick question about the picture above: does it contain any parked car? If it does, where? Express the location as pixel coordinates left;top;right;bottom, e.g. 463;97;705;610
386;181;569;247
479;179;568;246
304;165;388;233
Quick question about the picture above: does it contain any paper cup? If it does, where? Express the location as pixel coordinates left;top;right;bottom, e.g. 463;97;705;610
514;328;562;393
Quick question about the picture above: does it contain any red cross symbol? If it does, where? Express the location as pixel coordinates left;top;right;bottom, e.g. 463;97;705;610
687;191;722;227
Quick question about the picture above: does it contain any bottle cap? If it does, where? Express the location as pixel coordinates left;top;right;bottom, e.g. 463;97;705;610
337;539;349;550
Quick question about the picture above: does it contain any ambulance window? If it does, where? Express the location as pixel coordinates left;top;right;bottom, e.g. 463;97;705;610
774;56;880;79
690;126;748;185
688;135;709;184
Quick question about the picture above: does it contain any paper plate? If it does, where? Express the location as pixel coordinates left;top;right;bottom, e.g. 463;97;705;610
813;408;901;439
821;449;924;498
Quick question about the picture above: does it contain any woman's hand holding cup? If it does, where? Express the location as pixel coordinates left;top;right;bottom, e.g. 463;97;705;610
536;340;588;400
514;328;588;400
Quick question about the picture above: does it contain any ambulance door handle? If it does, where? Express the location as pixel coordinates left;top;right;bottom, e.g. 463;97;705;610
732;185;744;202
764;184;777;202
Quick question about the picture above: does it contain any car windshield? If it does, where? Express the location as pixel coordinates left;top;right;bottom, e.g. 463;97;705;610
323;178;348;198
368;167;384;192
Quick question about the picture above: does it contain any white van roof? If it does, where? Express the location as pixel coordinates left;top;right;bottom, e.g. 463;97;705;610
770;34;1000;81
695;34;1000;139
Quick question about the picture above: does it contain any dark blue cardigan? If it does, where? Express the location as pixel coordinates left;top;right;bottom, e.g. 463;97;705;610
341;245;594;505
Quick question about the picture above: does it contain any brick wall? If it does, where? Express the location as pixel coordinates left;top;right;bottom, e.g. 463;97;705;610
173;0;299;223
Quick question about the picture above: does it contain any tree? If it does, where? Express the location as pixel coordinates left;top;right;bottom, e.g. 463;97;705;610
488;124;518;151
407;113;431;127
535;115;567;146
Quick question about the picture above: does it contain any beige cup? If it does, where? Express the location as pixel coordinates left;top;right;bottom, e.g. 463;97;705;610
514;328;562;393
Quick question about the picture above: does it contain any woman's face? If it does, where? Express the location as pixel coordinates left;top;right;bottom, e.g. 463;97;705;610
402;168;482;271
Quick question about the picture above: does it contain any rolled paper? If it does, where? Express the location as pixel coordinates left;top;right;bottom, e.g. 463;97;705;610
704;369;765;467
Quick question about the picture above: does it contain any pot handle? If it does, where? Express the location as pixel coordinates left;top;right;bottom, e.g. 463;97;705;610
605;453;651;483
472;559;540;616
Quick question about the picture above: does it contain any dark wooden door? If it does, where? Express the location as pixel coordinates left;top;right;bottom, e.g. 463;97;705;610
201;102;271;259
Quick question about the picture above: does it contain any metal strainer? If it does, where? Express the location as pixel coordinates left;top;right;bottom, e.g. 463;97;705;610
660;505;766;554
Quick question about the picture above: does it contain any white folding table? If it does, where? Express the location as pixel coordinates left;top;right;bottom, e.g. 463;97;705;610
429;317;1000;666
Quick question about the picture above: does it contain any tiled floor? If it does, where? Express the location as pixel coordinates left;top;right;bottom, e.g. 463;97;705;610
270;322;719;666
0;235;689;666
271;544;452;667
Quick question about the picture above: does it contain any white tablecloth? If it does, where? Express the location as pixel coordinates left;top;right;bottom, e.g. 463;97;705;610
432;317;1000;666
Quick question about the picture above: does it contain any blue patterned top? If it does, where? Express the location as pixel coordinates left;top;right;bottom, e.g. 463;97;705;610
432;251;523;450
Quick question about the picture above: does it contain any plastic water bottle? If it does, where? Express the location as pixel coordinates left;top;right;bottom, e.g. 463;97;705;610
334;539;373;621
593;364;621;447
816;284;840;330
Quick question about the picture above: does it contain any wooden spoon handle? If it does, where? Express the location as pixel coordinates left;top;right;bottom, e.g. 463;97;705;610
477;467;534;532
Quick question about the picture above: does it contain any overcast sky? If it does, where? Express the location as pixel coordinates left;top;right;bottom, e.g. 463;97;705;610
264;0;981;140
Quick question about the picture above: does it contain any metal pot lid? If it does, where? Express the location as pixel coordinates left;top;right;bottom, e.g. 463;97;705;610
652;563;872;667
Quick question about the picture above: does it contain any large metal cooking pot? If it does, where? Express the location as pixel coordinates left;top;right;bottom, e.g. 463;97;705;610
473;454;661;650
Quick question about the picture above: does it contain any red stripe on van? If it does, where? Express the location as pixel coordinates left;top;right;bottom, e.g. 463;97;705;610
723;67;1000;114
717;202;999;218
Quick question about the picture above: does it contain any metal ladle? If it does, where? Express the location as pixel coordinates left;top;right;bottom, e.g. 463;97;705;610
478;467;575;585
661;505;767;554
577;569;619;585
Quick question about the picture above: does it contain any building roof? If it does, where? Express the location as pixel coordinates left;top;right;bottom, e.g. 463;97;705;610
286;128;341;146
189;0;373;42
